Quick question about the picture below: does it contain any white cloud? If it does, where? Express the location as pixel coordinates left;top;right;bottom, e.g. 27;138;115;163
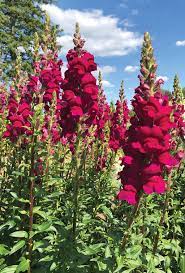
99;65;116;74
176;40;185;46
122;19;135;28
41;4;142;57
61;61;68;76
102;80;114;88
124;65;139;72
156;76;169;82
92;65;116;88
92;65;117;78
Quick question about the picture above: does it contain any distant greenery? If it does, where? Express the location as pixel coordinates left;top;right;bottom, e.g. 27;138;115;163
0;0;57;79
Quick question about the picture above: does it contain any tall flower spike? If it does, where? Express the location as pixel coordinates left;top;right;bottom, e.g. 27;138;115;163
119;80;125;102
42;13;52;53
33;32;40;63
98;71;104;98
140;32;157;94
173;75;184;104
73;22;85;56
118;32;177;205
98;71;103;89
50;25;60;52
14;52;22;81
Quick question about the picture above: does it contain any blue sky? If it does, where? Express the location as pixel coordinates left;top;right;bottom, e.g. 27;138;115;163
42;0;185;102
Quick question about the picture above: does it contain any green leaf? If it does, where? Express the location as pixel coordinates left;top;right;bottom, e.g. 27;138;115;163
97;261;107;271
33;241;44;251
0;258;6;266
16;257;29;273
39;256;53;262
154;269;165;273
33;207;47;219
9;192;29;203
10;192;19;199
82;243;105;256
34;222;52;232
0;265;17;273
114;256;125;273
101;206;113;219
0;245;9;256
0;221;16;232
10;231;28;239
50;262;57;271
180;255;185;273
105;246;112;258
9;241;25;255
12;171;25;177
126;245;142;258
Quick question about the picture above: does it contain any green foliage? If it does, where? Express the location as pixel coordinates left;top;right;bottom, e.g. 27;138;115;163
0;130;184;272
0;0;58;79
0;16;184;273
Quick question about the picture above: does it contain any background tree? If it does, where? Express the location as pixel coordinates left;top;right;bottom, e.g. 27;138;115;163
182;87;185;97
0;0;59;79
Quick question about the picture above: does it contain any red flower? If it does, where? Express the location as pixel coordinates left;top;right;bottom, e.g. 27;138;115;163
71;106;83;117
118;76;176;205
143;176;166;194
60;48;99;143
109;100;129;152
118;186;139;205
3;94;33;142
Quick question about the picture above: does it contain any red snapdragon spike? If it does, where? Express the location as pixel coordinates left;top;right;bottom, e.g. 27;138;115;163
109;100;129;152
0;85;7;115
3;93;33;142
172;75;185;141
93;78;111;147
39;58;63;109
118;76;177;205
172;104;185;140
60;47;99;143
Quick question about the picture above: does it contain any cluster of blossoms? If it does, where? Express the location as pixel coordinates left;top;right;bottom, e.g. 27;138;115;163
0;84;7;115
109;82;129;152
60;24;98;141
39;54;63;111
38;53;63;144
94;72;111;142
3;51;63;144
118;33;179;205
3;90;33;142
172;75;185;141
173;104;185;144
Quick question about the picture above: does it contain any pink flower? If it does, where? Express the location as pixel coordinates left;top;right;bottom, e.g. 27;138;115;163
118;186;138;205
71;106;83;117
60;48;99;143
143;176;166;194
118;67;175;205
109;100;129;152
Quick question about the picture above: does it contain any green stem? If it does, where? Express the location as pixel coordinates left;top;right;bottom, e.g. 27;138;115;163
72;127;81;242
121;193;143;250
152;174;172;255
72;159;80;242
28;136;36;273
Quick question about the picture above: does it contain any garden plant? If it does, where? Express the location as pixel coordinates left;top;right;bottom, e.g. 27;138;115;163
0;14;184;273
